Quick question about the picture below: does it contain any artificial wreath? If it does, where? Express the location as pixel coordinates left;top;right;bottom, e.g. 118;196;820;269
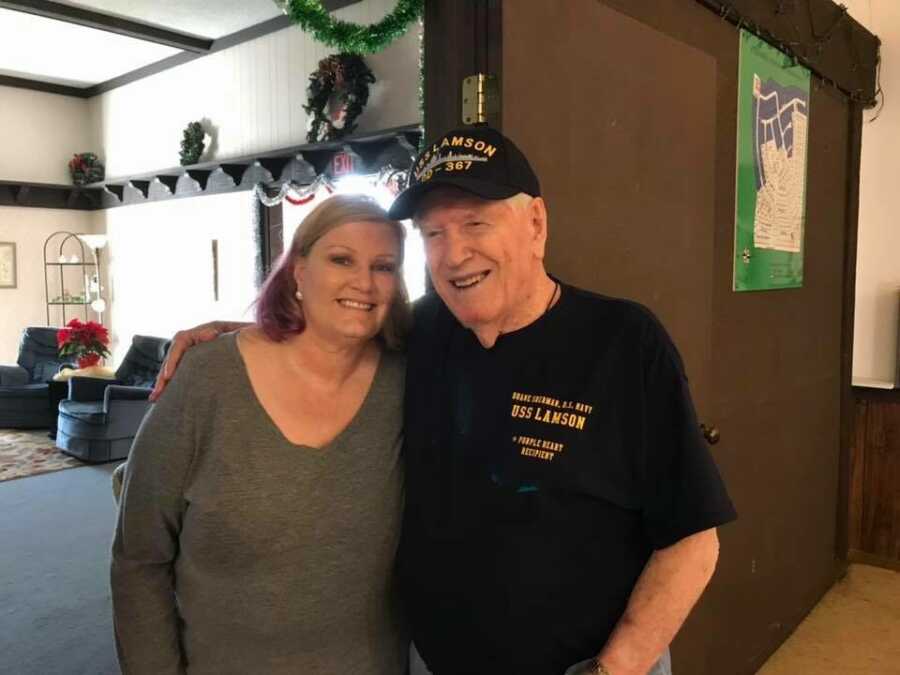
68;153;105;185
179;121;206;166
275;0;422;54
303;53;375;143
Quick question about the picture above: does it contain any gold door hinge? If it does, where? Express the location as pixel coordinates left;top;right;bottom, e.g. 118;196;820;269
462;74;499;125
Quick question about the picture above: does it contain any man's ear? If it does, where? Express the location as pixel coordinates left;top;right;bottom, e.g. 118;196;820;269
529;196;549;259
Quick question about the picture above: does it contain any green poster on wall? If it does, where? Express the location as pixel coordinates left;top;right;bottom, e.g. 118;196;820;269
734;30;810;291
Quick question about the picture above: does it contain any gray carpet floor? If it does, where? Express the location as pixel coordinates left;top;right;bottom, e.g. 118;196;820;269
0;461;122;675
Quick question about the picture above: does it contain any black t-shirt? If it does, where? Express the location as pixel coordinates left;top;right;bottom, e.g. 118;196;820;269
398;282;736;675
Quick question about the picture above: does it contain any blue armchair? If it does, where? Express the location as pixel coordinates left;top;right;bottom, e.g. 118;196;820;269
56;335;170;463
0;327;71;429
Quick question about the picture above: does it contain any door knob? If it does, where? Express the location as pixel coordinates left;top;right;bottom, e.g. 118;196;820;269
700;423;720;445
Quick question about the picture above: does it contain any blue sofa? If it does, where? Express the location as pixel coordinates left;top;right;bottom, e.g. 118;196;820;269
0;327;70;429
56;335;170;463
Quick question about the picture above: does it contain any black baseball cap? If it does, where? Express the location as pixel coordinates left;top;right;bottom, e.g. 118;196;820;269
388;124;541;220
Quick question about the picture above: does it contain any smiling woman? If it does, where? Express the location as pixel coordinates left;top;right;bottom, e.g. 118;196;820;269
257;193;410;349
111;194;412;674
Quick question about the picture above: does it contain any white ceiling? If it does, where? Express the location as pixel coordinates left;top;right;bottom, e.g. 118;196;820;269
57;0;283;40
0;8;180;87
0;0;283;89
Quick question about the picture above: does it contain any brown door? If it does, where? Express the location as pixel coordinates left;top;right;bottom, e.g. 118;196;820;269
425;1;855;673
503;7;721;668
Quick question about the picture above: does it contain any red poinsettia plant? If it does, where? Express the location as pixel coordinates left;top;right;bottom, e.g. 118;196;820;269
57;318;111;369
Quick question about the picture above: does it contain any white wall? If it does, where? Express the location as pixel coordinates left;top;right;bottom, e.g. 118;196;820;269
97;192;258;365
0;86;98;184
88;0;421;358
2;0;421;368
0;208;102;364
846;1;900;385
89;0;421;177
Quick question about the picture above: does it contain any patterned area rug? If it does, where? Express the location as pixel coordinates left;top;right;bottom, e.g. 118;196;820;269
0;429;83;482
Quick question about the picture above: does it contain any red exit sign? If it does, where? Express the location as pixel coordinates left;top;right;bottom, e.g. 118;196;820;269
332;152;355;176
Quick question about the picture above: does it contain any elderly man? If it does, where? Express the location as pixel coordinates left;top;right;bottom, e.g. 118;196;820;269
388;126;734;675
153;125;735;675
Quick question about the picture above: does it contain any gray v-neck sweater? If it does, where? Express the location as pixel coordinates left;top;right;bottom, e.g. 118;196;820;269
112;333;407;674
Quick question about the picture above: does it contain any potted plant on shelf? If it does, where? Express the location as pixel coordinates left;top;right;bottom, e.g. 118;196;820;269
179;121;206;165
57;318;111;370
68;153;105;185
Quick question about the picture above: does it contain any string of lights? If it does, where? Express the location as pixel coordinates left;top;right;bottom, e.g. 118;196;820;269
694;0;882;108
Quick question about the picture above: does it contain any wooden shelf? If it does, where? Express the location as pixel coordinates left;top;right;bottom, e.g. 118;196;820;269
0;181;100;210
1;124;421;211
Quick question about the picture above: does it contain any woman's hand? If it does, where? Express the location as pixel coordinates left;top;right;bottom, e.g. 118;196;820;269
150;321;250;401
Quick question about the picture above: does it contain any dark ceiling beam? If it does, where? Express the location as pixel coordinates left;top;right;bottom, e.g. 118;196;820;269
0;0;213;52
321;0;365;12
88;0;363;96
0;72;89;97
84;14;294;96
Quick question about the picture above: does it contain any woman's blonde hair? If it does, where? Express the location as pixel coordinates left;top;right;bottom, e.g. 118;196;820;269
255;194;410;350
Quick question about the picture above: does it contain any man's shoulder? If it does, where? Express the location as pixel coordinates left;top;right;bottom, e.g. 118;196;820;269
166;332;239;395
563;285;686;376
409;293;456;338
562;283;664;337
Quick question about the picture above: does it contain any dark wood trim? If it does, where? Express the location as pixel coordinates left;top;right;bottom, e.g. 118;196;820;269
2;0;364;98
0;125;420;211
849;550;900;572
897;305;900;386
423;0;502;142
84;50;200;97
849;385;900;570
836;100;866;571
263;202;285;274
85;14;295;96
207;15;291;52
87;0;362;95
320;0;363;12
0;180;101;210
207;0;369;57
14;185;30;205
0;0;213;52
475;0;502;128
693;0;880;104
853;385;900;402
0;73;90;98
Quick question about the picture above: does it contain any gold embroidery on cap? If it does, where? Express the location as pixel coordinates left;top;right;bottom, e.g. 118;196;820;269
413;136;497;181
416;153;486;181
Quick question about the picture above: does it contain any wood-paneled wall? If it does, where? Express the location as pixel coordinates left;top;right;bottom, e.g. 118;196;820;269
91;0;421;178
849;387;900;569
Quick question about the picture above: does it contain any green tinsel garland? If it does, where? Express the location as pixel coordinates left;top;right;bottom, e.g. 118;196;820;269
276;0;423;54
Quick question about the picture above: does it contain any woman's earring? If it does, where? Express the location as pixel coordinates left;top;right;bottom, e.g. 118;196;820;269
295;289;303;302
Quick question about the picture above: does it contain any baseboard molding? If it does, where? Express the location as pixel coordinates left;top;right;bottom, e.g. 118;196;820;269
848;549;900;572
